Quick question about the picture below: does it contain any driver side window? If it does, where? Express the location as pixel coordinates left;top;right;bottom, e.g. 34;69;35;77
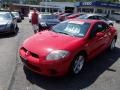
90;23;104;38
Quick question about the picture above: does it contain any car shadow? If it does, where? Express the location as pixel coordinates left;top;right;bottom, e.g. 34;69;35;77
24;47;120;90
0;31;19;38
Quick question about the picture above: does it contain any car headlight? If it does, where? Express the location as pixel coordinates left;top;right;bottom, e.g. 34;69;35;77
6;23;11;28
40;22;47;26
46;50;69;60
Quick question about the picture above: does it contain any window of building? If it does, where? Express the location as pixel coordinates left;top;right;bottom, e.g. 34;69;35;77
77;8;81;12
111;10;115;14
95;9;103;13
82;8;94;13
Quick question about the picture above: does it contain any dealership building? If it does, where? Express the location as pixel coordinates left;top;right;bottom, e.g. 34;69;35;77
74;1;120;15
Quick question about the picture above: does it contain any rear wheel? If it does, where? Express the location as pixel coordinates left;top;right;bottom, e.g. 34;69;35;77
71;54;85;74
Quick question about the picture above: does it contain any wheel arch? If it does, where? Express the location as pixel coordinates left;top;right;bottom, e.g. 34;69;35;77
76;50;88;61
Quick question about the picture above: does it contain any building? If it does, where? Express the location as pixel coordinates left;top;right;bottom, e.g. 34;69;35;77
74;1;120;15
39;2;75;13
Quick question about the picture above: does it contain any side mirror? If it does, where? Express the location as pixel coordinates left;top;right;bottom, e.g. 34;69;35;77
96;32;104;37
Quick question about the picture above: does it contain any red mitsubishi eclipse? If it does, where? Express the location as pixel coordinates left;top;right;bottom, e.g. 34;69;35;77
19;19;117;77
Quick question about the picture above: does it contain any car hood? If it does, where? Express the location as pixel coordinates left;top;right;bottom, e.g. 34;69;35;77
23;31;83;55
0;20;10;25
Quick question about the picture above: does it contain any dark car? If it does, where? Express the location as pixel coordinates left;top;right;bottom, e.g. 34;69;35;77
0;11;19;34
12;11;22;22
39;14;60;30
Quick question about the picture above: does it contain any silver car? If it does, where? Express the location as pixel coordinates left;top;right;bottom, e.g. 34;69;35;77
39;13;60;29
0;11;18;34
12;11;22;22
77;14;114;26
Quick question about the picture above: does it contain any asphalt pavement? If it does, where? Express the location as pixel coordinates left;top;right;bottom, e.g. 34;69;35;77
0;18;120;90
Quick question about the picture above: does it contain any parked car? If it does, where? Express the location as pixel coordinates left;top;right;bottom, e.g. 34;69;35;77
13;10;24;20
0;11;19;34
39;13;60;30
12;11;22;22
109;12;120;23
77;14;114;26
19;19;117;76
19;11;24;20
66;13;84;19
59;13;72;21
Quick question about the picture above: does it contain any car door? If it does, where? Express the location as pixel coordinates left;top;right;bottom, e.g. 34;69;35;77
86;22;107;60
101;22;112;48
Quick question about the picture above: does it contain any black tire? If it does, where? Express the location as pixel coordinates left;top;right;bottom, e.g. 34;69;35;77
13;24;18;34
109;39;116;51
109;23;113;26
71;54;85;75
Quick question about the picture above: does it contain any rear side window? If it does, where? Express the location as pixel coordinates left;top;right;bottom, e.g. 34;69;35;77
88;16;97;19
98;16;108;21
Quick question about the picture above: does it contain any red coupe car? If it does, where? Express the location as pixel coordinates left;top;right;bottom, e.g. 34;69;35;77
19;19;117;77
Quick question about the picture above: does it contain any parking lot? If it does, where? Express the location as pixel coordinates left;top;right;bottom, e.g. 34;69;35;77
0;17;120;90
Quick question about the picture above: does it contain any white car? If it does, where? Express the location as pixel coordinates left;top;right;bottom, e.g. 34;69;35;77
77;14;114;26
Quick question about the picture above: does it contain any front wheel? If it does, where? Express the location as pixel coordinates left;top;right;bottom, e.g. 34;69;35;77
109;39;116;51
71;54;85;74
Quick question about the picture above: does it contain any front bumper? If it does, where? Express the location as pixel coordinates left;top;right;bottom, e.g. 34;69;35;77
19;47;72;77
0;25;12;34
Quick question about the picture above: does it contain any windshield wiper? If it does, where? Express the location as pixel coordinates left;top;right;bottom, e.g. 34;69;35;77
59;32;70;35
53;30;69;35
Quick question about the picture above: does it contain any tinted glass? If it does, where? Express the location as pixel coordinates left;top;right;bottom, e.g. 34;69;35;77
0;13;12;20
88;16;97;19
52;21;91;37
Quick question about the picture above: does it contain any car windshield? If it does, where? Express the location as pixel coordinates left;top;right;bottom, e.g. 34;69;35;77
52;21;91;37
12;12;19;17
0;13;12;20
40;15;57;19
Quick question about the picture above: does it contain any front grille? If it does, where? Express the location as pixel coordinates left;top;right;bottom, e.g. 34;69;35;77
30;52;39;58
21;47;39;59
22;47;27;52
